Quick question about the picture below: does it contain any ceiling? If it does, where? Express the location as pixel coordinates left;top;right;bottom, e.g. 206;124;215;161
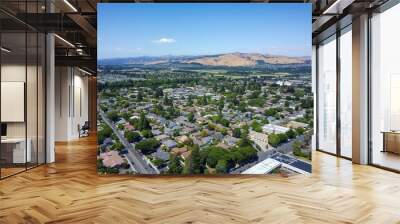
311;0;391;43
1;0;395;72
0;0;98;73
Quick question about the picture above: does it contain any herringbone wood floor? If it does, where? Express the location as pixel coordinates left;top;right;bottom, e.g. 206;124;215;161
1;135;400;224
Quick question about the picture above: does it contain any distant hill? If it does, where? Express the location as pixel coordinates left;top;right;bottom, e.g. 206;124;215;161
98;53;310;67
183;53;308;67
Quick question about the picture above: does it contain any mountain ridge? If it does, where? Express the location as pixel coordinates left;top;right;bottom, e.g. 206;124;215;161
98;52;310;67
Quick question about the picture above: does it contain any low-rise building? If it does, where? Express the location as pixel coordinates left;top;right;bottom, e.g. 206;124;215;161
223;136;239;147
181;150;192;161
155;134;169;141
262;124;289;134
171;146;188;156
241;158;281;174
175;135;191;144
286;121;308;129
162;139;177;149
124;124;134;131
100;151;124;168
249;130;269;151
152;129;162;136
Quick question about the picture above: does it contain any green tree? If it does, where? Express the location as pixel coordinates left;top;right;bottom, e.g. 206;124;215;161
294;89;305;98
251;121;262;133
137;112;151;131
238;102;247;112
248;98;265;107
219;118;230;127
107;110;119;122
265;108;277;117
200;129;208;137
137;91;143;101
173;129;180;137
97;158;103;169
121;112;132;121
125;131;141;143
186;95;193;106
168;154;183;174
163;94;173;106
98;125;113;144
218;97;225;111
296;127;305;135
216;160;227;174
277;133;288;143
111;141;124;151
117;124;124;130
154;88;163;98
286;129;297;139
268;134;281;147
206;147;228;168
301;96;313;109
188;144;202;174
232;128;242;138
135;138;160;154
141;129;153;138
293;140;302;152
238;129;251;147
268;133;289;147
232;146;257;165
187;112;195;122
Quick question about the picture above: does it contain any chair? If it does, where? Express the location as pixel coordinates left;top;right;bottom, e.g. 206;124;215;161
79;121;90;138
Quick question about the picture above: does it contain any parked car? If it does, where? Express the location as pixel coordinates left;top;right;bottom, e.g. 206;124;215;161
119;149;129;155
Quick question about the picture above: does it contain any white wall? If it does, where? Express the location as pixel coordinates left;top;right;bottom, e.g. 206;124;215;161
55;67;89;141
55;66;69;141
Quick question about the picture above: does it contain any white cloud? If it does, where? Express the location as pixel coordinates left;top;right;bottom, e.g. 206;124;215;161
152;38;176;44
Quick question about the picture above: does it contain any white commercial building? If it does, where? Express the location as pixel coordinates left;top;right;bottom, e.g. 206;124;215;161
249;130;269;151
262;124;290;134
241;158;281;174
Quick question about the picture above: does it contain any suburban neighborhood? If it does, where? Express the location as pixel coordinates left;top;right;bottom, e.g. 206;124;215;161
97;60;312;175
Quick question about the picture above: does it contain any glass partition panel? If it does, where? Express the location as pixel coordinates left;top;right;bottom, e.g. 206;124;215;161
0;1;46;179
1;31;27;177
317;35;337;154
27;30;38;169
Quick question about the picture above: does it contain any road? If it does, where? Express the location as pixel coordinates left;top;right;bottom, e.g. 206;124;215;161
99;110;158;174
276;135;305;154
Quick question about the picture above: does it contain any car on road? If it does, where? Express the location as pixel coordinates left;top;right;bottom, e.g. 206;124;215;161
119;149;129;155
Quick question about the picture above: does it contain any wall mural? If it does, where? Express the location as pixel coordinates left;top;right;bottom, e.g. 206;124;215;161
97;3;313;175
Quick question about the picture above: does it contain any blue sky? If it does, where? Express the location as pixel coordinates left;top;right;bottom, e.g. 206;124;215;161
98;3;311;59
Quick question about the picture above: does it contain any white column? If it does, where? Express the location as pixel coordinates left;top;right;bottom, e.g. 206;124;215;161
46;32;55;163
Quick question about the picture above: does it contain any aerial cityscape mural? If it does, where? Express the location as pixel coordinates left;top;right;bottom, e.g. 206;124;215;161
97;3;312;175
